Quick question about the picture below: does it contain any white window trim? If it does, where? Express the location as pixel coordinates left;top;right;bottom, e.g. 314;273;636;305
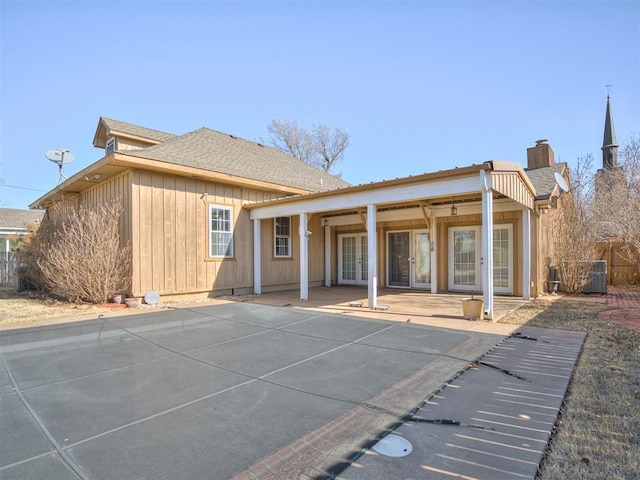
208;205;234;258
274;217;292;258
106;137;117;154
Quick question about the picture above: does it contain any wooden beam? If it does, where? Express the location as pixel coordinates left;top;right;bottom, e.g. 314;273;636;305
357;210;367;227
419;203;431;229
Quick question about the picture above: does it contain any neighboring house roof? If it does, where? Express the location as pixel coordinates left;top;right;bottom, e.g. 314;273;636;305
123;127;350;193
0;208;44;232
524;163;567;200
93;117;177;149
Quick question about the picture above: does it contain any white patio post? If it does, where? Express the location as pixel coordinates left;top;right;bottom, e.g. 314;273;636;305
324;219;331;287
299;212;309;300
367;204;378;309
430;210;438;293
481;170;494;319
253;219;261;295
522;208;531;300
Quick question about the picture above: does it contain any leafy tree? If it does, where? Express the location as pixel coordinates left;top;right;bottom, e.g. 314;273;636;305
267;120;350;176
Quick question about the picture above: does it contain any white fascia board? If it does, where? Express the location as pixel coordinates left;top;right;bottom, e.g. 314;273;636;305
250;175;481;220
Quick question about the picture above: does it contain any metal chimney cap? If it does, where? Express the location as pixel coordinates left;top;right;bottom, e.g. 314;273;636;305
535;139;549;145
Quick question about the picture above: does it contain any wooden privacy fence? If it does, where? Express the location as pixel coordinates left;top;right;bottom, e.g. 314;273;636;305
0;252;20;288
596;241;639;285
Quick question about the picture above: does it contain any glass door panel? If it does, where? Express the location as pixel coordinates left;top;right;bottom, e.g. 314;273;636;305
449;228;477;291
388;231;410;287
412;230;430;288
447;225;513;294
338;234;368;285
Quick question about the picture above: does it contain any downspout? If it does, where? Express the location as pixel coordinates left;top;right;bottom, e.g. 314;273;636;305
481;169;494;320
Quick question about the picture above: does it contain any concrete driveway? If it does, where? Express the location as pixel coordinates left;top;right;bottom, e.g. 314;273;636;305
0;301;509;479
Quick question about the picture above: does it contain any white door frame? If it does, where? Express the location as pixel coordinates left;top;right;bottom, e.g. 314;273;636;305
386;229;431;289
337;233;368;285
448;224;513;294
412;229;431;289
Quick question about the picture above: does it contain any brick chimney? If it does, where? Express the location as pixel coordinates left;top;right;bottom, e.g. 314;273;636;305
526;139;555;169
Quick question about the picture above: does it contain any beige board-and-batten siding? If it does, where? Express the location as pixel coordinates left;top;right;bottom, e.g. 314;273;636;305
258;215;326;292
130;169;283;298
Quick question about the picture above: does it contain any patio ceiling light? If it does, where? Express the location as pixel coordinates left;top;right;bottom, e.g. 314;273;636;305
451;197;458;216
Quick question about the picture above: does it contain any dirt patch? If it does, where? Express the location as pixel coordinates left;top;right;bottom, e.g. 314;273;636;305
0;289;227;331
0;289;127;330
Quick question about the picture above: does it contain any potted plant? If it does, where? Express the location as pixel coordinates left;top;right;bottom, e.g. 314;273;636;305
461;295;484;320
124;297;140;308
111;294;125;304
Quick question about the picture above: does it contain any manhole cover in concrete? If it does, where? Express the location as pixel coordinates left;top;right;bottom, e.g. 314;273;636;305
371;434;413;457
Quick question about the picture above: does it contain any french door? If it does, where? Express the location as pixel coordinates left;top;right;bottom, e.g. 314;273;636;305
448;225;512;294
338;233;368;285
387;230;431;289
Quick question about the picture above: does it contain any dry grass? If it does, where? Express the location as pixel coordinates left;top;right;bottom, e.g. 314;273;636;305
499;299;640;480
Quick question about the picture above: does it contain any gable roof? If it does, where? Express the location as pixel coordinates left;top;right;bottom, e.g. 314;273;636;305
93;117;177;149
122;127;350;193
524;163;567;200
0;208;44;231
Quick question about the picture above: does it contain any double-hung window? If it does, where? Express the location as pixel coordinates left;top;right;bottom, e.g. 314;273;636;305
274;217;291;257
209;205;233;258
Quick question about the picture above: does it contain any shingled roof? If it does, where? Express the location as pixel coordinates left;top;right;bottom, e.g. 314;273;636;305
524;163;567;200
0;208;44;231
122;127;350;193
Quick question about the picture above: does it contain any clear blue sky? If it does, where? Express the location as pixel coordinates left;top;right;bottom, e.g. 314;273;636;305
1;0;638;210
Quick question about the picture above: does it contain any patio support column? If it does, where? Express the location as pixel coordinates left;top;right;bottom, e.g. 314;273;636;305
430;210;438;293
367;204;378;309
522;208;531;300
324;219;331;287
481;170;494;319
253;219;261;295
299;212;309;300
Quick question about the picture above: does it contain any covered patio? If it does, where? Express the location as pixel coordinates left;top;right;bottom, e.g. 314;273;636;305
241;286;527;333
248;161;537;322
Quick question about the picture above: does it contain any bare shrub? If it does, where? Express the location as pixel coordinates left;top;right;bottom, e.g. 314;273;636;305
551;157;599;293
16;217;53;291
34;198;130;303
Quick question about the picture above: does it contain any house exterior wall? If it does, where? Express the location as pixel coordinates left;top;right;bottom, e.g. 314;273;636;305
129;170;284;298
115;138;156;151
322;208;526;296
258;215;326;292
534;208;556;295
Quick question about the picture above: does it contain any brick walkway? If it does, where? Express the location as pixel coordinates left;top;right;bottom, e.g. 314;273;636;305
598;286;640;332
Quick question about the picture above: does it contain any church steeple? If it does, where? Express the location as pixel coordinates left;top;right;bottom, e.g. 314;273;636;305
601;94;618;170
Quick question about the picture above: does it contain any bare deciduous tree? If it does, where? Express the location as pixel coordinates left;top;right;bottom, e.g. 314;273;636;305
551;133;640;290
550;158;600;293
267;119;350;176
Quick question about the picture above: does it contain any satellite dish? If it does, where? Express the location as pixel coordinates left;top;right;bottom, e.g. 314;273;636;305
553;172;569;193
45;148;74;183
